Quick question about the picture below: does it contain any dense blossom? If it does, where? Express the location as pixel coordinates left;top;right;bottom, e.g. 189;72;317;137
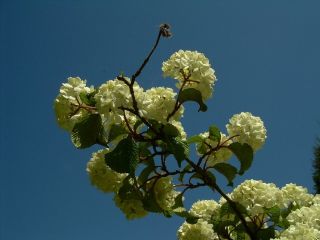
151;176;180;211
113;194;148;220
313;194;320;205
230;179;283;216
281;183;313;207
286;204;320;230
86;149;127;193
94;78;144;115
189;200;220;221
226;112;267;151
54;77;94;131
162;50;217;101
196;132;233;166
273;223;320;240
177;219;218;240
140;87;183;124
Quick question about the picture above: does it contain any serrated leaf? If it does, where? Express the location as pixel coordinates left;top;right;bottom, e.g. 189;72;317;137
105;136;138;174
167;137;189;167
209;125;221;142
187;135;203;144
229;142;253;175
214;163;237;186
71;114;103;149
178;88;208;112
108;124;128;142
163;123;180;137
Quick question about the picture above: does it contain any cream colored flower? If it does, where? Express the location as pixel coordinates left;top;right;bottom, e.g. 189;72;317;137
54;77;94;131
86;149;127;193
162;50;217;101
226;112;267;151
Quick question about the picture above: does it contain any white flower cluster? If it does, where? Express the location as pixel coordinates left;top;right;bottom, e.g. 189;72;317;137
226;112;267;151
151;176;180;211
94;78;144;133
286;204;320;230
140;87;184;124
162;50;217;101
230;179;283;216
54;77;94;131
177;219;218;240
281;183;313;207
86;149;127;193
189;200;220;221
273;223;320;240
196;132;233;166
113;194;148;220
94;78;143;116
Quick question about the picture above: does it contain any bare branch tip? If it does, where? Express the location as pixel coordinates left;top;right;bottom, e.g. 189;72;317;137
159;23;172;38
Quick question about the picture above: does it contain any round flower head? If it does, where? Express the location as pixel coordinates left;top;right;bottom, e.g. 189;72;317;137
226;112;267;151
286;204;320;230
149;176;180;211
230;179;283;216
113;194;148;220
189;200;220;221
162;50;217;101
281;183;313;208
196;132;233;166
86;149;128;193
94;78;144;117
177;219;218;240
54;77;94;132
275;223;320;240
141;87;184;124
313;194;320;205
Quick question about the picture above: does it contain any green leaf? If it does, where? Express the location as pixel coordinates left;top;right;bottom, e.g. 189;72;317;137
138;165;155;186
209;125;221;142
163;124;180;137
118;176;141;200
265;206;281;224
79;90;97;106
172;193;184;209
213;163;237;186
108;124;128;142
178;88;208;112
105;136;138;174
229;142;253;175
187;135;203;144
173;210;199;224
137;142;152;160
71;114;103;149
142;188;163;213
167;137;189;167
256;227;275;240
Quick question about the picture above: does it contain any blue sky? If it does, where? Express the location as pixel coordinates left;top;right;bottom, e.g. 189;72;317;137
1;1;320;239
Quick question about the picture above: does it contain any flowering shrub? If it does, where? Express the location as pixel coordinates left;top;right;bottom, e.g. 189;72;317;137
54;24;319;240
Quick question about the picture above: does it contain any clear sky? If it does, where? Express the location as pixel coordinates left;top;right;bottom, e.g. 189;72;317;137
1;1;320;239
